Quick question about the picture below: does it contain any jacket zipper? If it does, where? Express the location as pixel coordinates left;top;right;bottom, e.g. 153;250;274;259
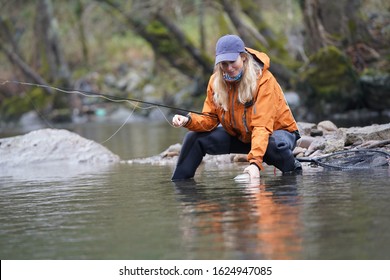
230;85;237;130
221;111;225;127
243;108;249;133
242;100;253;134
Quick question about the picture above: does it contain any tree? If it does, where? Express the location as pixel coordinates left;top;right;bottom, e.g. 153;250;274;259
0;0;75;121
297;0;388;119
98;0;299;91
219;0;296;87
33;0;71;86
300;0;379;65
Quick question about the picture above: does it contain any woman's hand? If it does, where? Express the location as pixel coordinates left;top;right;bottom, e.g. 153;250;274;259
172;114;189;127
243;164;260;179
234;165;260;183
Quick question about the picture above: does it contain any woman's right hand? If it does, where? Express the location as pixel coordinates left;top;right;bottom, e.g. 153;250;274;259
172;114;189;127
243;164;260;179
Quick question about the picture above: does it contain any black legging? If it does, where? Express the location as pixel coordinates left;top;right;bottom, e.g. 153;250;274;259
171;126;298;181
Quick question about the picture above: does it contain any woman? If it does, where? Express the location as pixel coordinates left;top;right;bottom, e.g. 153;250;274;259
171;34;301;181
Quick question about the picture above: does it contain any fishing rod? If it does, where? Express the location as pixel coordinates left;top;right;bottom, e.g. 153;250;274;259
1;80;217;118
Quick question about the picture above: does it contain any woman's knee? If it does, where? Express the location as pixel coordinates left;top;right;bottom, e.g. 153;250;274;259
187;127;231;155
264;131;296;171
183;131;199;143
271;130;296;151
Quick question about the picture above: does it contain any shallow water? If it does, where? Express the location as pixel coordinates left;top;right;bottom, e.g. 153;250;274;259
1;122;390;260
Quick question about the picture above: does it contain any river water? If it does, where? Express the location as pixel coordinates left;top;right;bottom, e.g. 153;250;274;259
1;122;390;260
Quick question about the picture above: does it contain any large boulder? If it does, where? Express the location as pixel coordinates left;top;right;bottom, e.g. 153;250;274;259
0;128;120;168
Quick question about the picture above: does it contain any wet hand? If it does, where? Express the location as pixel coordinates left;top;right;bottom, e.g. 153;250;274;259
172;114;189;127
243;164;260;179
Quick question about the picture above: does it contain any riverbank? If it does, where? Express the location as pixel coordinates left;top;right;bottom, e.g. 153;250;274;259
127;120;390;166
1;120;389;169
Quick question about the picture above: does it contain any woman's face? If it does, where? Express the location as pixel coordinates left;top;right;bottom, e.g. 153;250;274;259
220;54;245;77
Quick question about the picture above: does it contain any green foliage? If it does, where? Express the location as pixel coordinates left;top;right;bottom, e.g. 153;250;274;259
1;0;387;124
146;20;167;37
145;20;184;57
0;88;52;122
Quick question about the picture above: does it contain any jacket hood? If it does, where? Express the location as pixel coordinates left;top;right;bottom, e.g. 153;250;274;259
245;47;270;71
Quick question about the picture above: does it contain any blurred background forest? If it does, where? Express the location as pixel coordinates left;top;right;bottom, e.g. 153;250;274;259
0;0;389;130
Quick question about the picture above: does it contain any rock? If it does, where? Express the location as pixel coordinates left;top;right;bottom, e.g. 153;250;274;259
344;123;390;146
116;71;142;92
232;154;248;162
0;128;120;168
297;122;317;136
206;153;247;164
128;121;390;166
355;139;390;149
104;74;117;87
322;129;346;154
305;128;346;155
317;120;338;133
143;84;156;96
296;135;316;149
126;143;181;165
293;146;306;157
305;137;326;156
296;46;361;116
309;149;325;158
160;143;181;158
310;129;323;137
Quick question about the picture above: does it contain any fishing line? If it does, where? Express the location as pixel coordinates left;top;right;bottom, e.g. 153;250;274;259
1;80;216;117
1;79;219;142
100;105;136;144
1;80;152;143
25;91;55;129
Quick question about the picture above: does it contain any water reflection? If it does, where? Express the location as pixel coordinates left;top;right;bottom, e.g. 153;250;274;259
173;175;303;259
1;162;115;183
1;122;390;260
0;170;113;259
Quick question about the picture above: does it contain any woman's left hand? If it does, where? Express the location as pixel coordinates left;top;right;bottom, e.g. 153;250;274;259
243;164;260;179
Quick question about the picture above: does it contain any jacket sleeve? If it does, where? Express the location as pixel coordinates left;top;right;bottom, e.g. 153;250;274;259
185;78;220;132
247;74;279;170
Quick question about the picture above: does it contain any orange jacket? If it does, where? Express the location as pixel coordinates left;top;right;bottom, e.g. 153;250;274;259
185;48;299;170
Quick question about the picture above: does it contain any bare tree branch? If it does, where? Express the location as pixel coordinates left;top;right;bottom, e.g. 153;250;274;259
220;0;269;48
155;12;212;75
0;42;53;94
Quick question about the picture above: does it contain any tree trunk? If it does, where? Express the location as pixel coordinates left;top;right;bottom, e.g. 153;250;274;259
301;0;333;54
219;0;268;48
301;0;380;70
196;0;206;52
75;0;89;66
301;0;375;51
99;0;213;96
155;12;212;76
34;0;71;86
219;0;294;88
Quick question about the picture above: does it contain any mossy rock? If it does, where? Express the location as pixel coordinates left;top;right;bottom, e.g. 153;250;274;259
297;46;362;116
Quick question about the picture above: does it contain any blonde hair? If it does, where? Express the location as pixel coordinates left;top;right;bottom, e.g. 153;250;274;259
212;52;262;111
